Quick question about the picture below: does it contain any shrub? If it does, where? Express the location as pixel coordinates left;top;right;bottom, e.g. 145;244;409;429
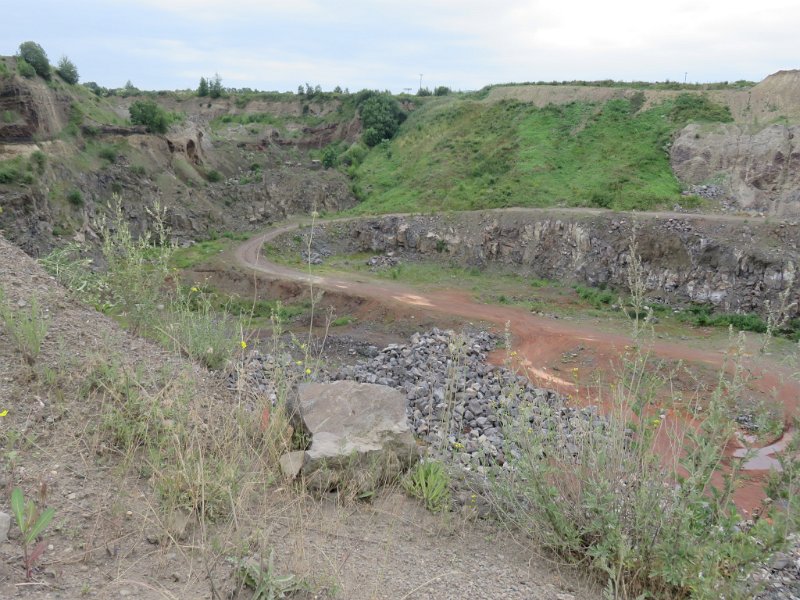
359;94;405;147
30;150;46;174
321;144;338;168
669;93;733;123
56;56;79;84
197;76;208;97
339;142;368;167
16;58;36;79
434;86;451;96
17;42;50;79
206;169;222;182
129;99;170;133
416;87;432;97
98;145;117;163
66;189;84;206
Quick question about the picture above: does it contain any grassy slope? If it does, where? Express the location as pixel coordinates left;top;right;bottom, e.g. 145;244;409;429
351;96;711;213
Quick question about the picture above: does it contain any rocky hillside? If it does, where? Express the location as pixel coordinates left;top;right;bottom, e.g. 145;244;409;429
0;56;360;255
2;58;800;258
280;210;800;319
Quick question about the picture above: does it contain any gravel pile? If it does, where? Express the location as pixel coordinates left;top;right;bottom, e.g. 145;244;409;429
366;253;401;269
327;328;604;468
683;183;726;200
752;533;800;599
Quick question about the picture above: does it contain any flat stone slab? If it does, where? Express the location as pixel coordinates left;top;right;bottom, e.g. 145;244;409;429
283;381;418;493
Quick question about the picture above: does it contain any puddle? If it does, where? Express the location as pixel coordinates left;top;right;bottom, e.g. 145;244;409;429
733;428;794;471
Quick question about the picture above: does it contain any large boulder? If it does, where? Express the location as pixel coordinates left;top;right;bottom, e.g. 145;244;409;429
281;381;418;494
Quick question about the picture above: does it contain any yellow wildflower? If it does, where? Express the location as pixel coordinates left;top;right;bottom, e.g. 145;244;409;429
190;286;199;293
0;409;7;417
305;368;312;375
240;340;247;349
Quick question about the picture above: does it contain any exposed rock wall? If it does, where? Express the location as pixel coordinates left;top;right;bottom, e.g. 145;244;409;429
307;211;800;317
671;123;800;216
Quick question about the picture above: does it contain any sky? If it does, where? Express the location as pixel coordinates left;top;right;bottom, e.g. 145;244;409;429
5;0;798;92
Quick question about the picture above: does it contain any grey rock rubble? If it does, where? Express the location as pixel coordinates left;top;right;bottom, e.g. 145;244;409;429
752;533;800;600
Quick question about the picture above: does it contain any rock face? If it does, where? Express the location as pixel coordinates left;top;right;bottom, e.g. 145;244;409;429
671;123;800;216
287;211;800;318
283;381;419;493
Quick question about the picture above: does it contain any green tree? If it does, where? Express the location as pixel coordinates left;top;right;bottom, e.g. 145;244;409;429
197;76;208;97
434;86;450;96
209;73;223;99
359;94;404;147
129;99;170;133
56;56;79;84
17;42;50;79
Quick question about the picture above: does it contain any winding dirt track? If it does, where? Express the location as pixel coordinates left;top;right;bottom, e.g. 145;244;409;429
235;212;800;510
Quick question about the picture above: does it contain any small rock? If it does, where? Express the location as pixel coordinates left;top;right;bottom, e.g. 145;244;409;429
0;512;10;542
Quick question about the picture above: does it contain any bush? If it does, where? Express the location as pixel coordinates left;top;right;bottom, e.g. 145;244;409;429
129;99;170;133
98;145;117;163
66;189;84;206
669;93;733;123
339;142;368;167
321;145;338;168
197;76;208;97
56;56;79;84
30;150;46;174
416;87;432;97
16;58;36;79
434;86;451;96
206;169;222;182
17;42;50;79
359;94;405;147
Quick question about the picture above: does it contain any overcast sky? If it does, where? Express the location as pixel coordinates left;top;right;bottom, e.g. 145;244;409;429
5;1;798;92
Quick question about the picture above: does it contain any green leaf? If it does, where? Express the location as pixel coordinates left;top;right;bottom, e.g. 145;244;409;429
25;507;54;545
10;487;25;531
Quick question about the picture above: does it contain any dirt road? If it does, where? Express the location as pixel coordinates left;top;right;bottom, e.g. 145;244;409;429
235;215;800;510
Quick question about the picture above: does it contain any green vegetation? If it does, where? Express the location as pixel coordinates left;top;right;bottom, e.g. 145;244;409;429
10;487;55;580
0;156;36;185
17;41;50;79
209;73;223;99
669;93;734;123
56;56;79;84
197;76;209;97
235;550;308;599
351;94;730;213
359;93;405;147
403;460;451;512
66;188;84;206
16;58;35;79
574;284;616;308
129;99;172;133
0;287;49;366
